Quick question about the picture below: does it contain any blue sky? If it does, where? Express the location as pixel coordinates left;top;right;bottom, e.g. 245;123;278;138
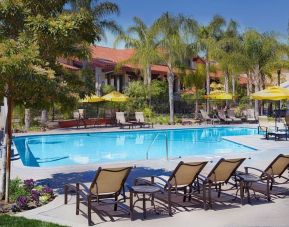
98;0;289;48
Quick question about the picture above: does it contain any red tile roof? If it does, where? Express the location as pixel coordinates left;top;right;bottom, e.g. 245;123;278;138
90;45;171;74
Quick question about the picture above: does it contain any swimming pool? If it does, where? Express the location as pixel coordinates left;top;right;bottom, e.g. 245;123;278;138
14;127;258;167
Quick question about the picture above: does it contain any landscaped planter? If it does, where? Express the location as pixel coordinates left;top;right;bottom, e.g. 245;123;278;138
0;178;55;214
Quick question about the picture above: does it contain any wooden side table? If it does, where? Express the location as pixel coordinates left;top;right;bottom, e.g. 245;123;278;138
129;185;161;220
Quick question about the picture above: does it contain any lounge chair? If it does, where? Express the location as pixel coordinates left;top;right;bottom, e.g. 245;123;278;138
258;116;277;139
243;154;289;201
135;161;208;214
135;112;153;128
202;158;246;208
217;110;233;124
64;166;132;226
227;109;242;123
116;112;134;129
200;109;220;125
245;109;258;123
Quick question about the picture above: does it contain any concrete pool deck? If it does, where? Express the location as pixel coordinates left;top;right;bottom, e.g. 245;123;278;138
7;124;289;226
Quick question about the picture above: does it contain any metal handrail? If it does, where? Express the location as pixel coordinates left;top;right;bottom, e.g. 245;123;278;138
145;132;169;160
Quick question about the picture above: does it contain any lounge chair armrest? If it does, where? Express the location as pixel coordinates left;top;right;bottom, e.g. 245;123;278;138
244;166;271;178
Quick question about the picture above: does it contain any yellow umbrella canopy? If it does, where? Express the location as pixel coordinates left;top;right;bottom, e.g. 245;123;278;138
102;91;129;102
205;90;233;100
251;86;289;101
79;95;104;103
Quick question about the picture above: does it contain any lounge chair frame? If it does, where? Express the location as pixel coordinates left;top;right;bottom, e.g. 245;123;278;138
244;154;289;201
135;161;208;214
64;166;132;226
202;158;246;208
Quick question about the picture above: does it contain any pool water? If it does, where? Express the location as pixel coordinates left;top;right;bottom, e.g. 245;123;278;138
13;127;258;167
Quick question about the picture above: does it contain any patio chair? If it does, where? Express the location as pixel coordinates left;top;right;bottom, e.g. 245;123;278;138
245;109;258;123
135;161;208;214
135;112;153;128
200;109;220;125
202;158;246;208
116;112;134;129
64;166;132;226
217;110;233;124
227;109;242;123
244;154;289;201
258;116;277;139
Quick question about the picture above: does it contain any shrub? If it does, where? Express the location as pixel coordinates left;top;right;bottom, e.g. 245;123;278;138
16;196;29;209
100;84;115;95
9;178;29;203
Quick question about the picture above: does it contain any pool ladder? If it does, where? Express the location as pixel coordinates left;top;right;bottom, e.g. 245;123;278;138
146;132;169;160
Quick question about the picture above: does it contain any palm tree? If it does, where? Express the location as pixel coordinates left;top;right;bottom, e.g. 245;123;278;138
195;15;226;112
114;17;160;85
239;30;285;116
182;64;206;118
213;20;242;94
155;12;198;123
69;0;121;41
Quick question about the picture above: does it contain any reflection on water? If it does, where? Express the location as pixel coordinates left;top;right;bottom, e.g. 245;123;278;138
14;127;258;167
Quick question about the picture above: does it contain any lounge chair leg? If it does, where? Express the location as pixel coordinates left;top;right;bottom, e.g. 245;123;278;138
168;189;172;216
203;186;207;210
217;183;221;198
114;194;118;211
208;183;212;209
88;195;92;226
183;187;187;202
64;185;68;204
76;184;80;215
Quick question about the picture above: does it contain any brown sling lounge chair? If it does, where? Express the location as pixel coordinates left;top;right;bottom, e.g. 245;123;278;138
244;154;289;201
64;166;132;226
200;109;220;125
202;158;246;208
227;109;242;123
135;161;208;215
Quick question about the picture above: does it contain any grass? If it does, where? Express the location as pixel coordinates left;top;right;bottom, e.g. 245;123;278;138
0;215;66;227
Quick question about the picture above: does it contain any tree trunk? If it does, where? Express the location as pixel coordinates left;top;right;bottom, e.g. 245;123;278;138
232;75;236;95
5;95;13;203
195;98;199;120
224;69;229;93
146;65;152;107
24;108;30;131
41;110;48;127
167;71;174;123
0;133;7;200
0;98;7;200
205;59;210;113
253;66;260;117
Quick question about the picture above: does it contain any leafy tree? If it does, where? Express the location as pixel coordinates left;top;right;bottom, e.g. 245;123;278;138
0;0;118;201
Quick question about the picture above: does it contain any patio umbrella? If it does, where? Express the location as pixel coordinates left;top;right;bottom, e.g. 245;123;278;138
205;90;233;100
251;86;289;127
251;86;289;101
102;91;129;102
79;95;104;103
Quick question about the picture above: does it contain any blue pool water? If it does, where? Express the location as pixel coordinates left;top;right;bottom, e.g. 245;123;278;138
14;127;258;167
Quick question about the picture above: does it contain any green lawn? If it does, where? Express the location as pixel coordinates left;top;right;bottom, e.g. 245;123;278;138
0;215;66;227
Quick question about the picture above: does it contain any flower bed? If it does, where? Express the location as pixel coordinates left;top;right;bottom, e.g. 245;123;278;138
0;178;55;213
